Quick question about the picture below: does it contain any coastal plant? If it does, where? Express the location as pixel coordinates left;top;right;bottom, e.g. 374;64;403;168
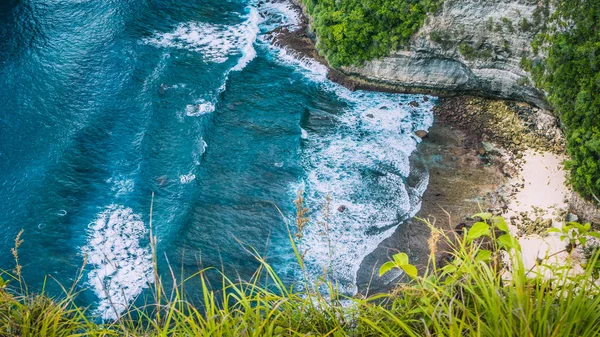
300;0;443;66
373;215;600;337
1;213;600;336
547;221;600;252
527;0;600;201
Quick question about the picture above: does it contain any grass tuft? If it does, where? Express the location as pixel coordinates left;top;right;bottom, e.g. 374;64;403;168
1;213;600;336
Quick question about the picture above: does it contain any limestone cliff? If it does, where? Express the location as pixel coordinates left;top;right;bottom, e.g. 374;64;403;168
296;0;551;108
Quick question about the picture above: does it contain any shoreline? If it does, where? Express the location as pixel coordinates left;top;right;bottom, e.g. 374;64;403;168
356;97;567;293
266;0;600;293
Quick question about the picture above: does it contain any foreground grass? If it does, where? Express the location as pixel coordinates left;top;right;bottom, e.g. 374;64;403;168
1;215;600;336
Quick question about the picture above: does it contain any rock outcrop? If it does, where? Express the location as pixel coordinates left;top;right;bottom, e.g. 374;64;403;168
296;0;551;108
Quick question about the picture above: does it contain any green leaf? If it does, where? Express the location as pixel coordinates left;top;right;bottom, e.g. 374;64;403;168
401;264;418;279
441;264;457;274
492;216;508;232
392;252;409;266
547;228;562;234
467;222;490;241
475;249;493;262
587;231;600;239
379;261;397;277
579;237;587;246
498;234;519;251
473;212;492;221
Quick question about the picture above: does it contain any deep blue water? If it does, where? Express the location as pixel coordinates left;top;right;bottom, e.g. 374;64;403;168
0;0;434;319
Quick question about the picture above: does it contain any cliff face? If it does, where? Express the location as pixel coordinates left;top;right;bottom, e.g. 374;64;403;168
328;0;551;108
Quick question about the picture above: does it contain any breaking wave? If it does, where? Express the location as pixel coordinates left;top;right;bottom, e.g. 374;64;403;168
83;205;153;320
146;7;262;116
265;4;435;292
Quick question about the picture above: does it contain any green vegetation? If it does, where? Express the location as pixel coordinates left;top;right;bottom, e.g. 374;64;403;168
501;17;515;33
300;0;443;66
527;0;600;201
428;30;447;43
459;42;493;60
519;17;532;32
2;211;600;336
486;17;494;31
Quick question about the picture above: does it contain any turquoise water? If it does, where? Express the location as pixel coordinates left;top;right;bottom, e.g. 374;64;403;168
0;0;433;319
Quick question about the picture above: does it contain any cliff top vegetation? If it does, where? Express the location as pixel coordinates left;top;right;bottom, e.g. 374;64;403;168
300;0;442;66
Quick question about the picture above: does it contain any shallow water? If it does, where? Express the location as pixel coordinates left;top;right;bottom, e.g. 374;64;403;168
0;0;433;319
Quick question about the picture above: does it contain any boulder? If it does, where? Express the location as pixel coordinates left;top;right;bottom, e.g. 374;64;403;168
415;130;428;138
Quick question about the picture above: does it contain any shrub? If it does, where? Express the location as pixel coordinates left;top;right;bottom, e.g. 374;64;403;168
459;43;493;60
530;0;600;200
520;17;532;32
487;17;494;31
300;0;443;66
501;17;515;33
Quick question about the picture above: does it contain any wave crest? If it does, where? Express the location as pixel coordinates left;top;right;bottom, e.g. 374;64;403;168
83;205;153;320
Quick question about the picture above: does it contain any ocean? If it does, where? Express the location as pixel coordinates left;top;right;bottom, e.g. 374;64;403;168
0;0;433;319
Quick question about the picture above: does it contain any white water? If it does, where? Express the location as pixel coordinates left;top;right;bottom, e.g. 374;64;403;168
146;6;262;116
83;3;436;321
85;7;264;320
264;5;434;292
83;205;153;320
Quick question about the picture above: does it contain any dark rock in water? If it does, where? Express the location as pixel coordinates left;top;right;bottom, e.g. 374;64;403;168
366;114;374;118
409;101;420;108
337;205;347;213
380;106;388;110
415;130;428;138
159;84;168;95
399;103;403;106
423;96;429;102
156;175;168;186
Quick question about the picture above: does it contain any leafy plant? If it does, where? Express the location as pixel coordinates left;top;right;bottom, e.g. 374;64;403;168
379;253;418;278
528;0;600;201
300;0;443;66
1;213;600;336
547;221;600;251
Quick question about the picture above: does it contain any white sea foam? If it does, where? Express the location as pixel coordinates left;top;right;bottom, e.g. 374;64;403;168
185;101;215;116
272;46;328;82
300;127;309;140
265;2;435;293
144;23;235;63
106;175;135;197
180;173;196;184
298;95;434;293
83;205;153;320
258;1;302;31
145;7;261;70
149;7;262;119
231;8;261;72
192;137;208;166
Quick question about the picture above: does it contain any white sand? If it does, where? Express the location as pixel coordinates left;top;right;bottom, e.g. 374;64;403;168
504;150;575;273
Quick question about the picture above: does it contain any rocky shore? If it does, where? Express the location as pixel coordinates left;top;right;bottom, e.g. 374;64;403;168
280;0;552;108
356;97;567;293
263;0;600;293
